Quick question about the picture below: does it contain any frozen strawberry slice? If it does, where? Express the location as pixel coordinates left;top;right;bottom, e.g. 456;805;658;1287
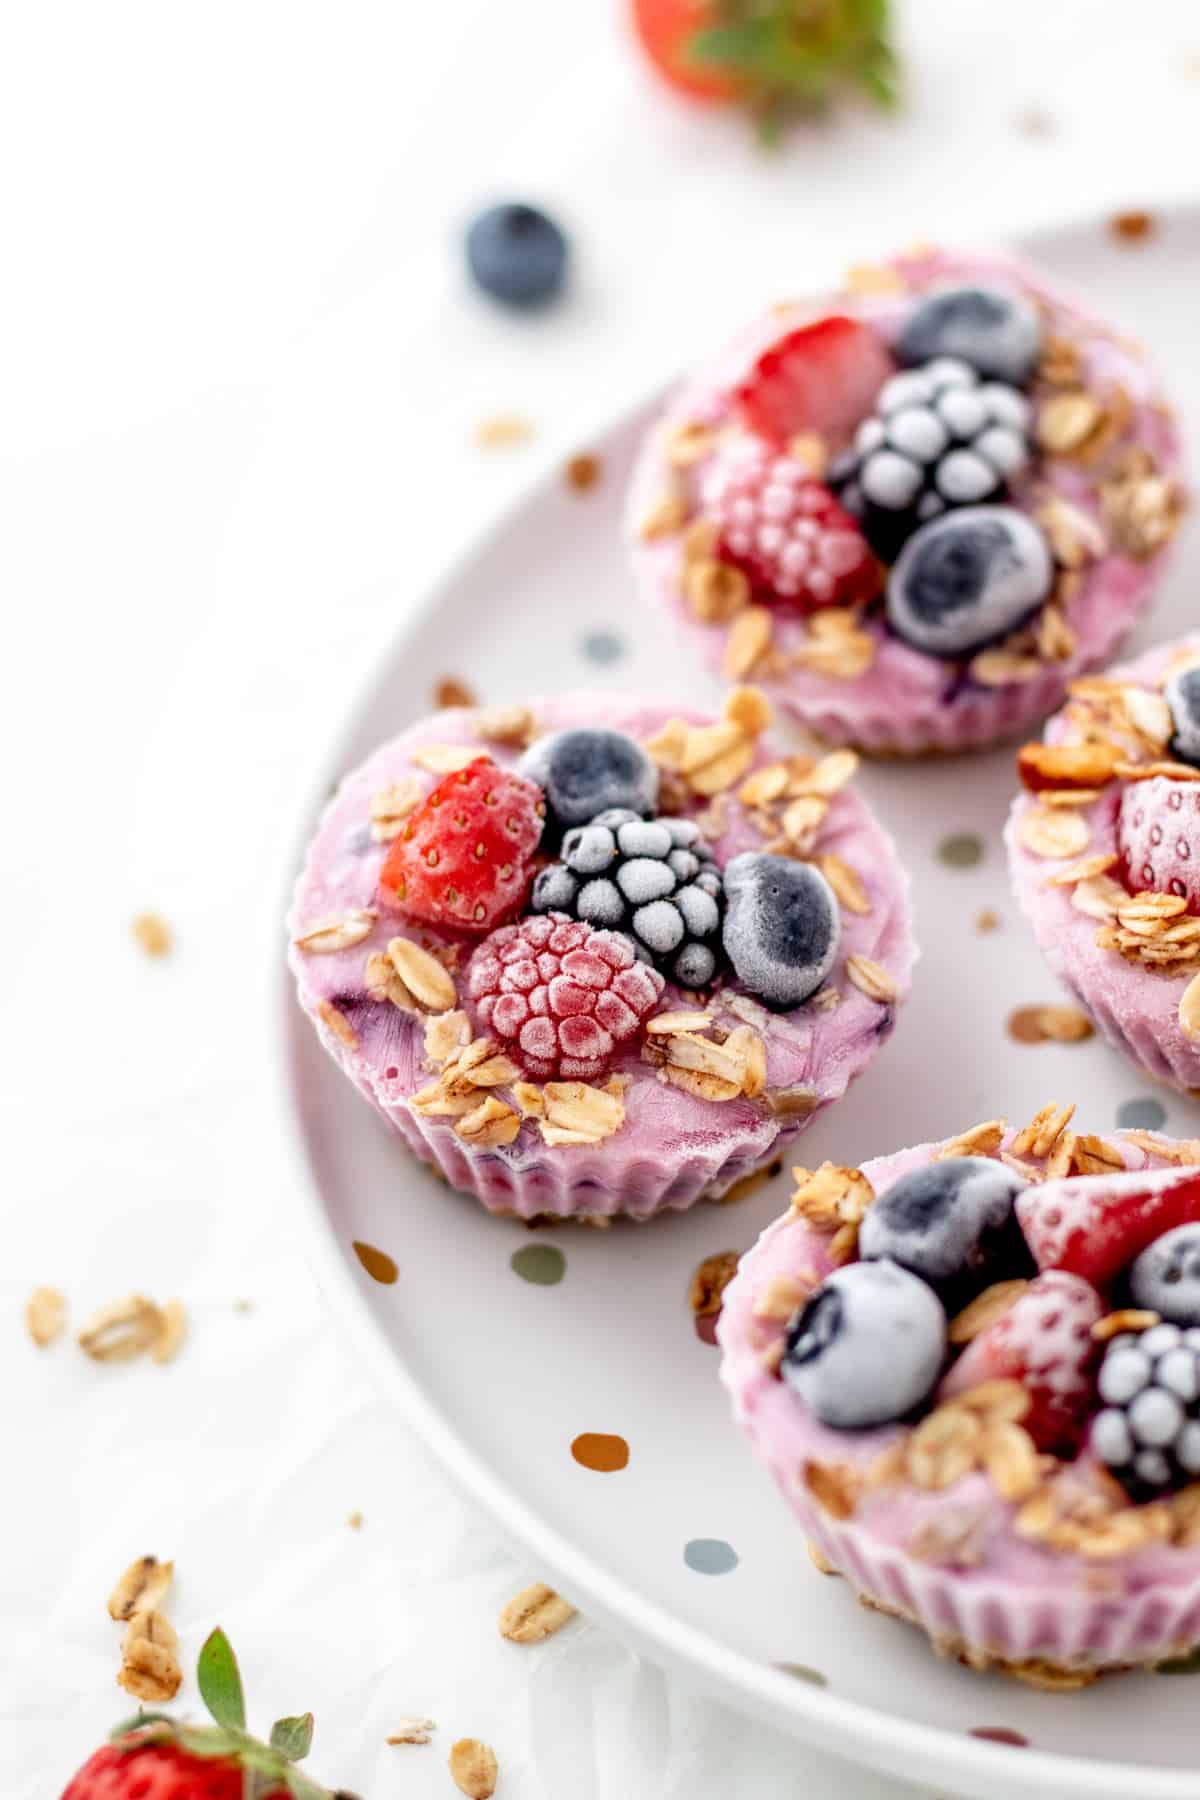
1117;775;1200;911
1017;1166;1200;1290
940;1270;1103;1453
733;315;894;450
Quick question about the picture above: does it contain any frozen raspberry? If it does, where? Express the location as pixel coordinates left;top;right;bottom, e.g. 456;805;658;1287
1016;1165;1200;1290
1117;776;1200;911
379;755;543;934
467;912;664;1081
733;314;895;450
702;440;879;612
940;1270;1103;1454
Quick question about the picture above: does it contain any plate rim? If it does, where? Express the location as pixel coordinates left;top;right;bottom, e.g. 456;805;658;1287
271;201;1200;1800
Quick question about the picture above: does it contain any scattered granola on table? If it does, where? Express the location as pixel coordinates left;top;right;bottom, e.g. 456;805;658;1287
718;1109;1200;1684
287;690;914;1223
628;244;1183;755
1008;633;1200;1096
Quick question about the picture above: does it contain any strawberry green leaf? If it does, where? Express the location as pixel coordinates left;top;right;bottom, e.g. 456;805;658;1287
177;1726;247;1761
110;1711;176;1742
271;1715;315;1762
197;1628;247;1732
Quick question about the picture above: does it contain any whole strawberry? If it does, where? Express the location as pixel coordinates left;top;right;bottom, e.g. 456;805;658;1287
61;1629;356;1800
379;753;544;934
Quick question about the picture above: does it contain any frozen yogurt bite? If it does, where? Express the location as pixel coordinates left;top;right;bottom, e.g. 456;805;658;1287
719;1108;1200;1683
629;245;1185;754
1008;635;1200;1095
288;688;914;1223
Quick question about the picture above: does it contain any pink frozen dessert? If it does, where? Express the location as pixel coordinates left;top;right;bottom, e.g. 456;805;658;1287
628;245;1185;755
287;686;914;1223
1008;635;1200;1096
718;1107;1200;1684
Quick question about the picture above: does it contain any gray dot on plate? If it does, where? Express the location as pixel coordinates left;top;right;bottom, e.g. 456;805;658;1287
683;1537;739;1575
1117;1096;1168;1131
774;1662;828;1687
580;629;626;666
937;831;984;869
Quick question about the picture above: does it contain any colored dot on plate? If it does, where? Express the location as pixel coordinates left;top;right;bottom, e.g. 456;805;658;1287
969;1726;1028;1746
510;1244;565;1286
352;1241;398;1285
938;831;984;869
774;1662;827;1687
684;1538;739;1575
1006;1005;1048;1045
1117;1096;1167;1131
571;1432;629;1472
580;628;626;666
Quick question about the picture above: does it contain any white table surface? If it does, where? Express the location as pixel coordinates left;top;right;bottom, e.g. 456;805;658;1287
4;3;1200;1794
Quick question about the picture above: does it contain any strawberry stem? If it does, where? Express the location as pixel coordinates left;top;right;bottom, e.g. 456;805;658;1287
686;0;900;128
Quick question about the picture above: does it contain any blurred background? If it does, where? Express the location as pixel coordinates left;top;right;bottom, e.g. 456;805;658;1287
3;3;1200;1796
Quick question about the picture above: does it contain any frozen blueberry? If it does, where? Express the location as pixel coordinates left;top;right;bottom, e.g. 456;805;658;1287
896;285;1041;385
781;1260;947;1430
886;505;1053;658
465;202;568;308
519;729;658;838
1130;1224;1200;1324
721;854;839;1010
1165;665;1200;769
858;1157;1026;1289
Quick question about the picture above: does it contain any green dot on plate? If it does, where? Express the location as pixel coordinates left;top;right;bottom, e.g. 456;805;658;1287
774;1662;827;1686
938;831;984;869
683;1537;739;1575
580;629;626;666
510;1243;566;1286
1117;1096;1167;1131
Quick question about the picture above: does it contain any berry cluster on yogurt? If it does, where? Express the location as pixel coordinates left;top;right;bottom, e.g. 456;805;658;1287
719;1114;1200;1680
1008;635;1200;1098
630;245;1184;754
782;1139;1200;1497
288;691;914;1222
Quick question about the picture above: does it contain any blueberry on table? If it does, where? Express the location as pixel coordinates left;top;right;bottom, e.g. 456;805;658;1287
858;1156;1026;1289
895;285;1041;386
721;853;839;1010
1164;665;1200;768
1130;1223;1200;1324
519;729;658;838
886;505;1053;659
782;1260;946;1430
465;203;568;308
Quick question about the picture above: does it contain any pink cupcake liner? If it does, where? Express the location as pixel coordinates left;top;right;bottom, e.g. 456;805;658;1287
1007;634;1200;1096
289;692;916;1223
628;245;1186;757
718;1126;1200;1676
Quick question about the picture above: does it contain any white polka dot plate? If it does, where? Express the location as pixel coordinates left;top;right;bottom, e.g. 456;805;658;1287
277;208;1200;1800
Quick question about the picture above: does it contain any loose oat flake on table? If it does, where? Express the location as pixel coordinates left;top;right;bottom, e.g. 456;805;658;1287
1008;634;1200;1096
718;1107;1200;1683
287;688;915;1223
628;244;1185;755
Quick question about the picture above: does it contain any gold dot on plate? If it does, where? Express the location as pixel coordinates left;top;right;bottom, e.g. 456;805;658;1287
976;908;1000;933
566;453;602;493
571;1431;629;1472
1109;210;1156;242
352;1241;398;1284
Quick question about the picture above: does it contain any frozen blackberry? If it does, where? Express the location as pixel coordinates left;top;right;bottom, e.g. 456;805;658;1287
830;357;1033;563
1092;1320;1200;1493
529;808;724;988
